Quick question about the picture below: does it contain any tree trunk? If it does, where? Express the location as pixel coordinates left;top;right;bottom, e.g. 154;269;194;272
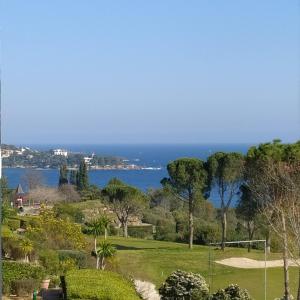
247;221;254;253
188;199;193;249
94;238;98;269
297;266;300;300
266;231;271;254
221;209;227;251
282;213;291;300
100;256;105;270
123;222;128;238
104;228;108;240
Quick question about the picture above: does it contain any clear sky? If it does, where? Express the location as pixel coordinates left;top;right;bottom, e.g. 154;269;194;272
1;1;299;144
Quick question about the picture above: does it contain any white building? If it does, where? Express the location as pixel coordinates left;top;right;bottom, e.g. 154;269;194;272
53;149;68;157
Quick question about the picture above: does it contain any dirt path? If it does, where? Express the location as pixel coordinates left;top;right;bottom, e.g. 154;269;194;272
216;257;300;269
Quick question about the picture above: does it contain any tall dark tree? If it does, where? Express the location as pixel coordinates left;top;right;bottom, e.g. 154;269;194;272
236;184;259;252
161;158;208;249
207;152;244;250
77;160;89;191
69;170;78;186
59;164;69;186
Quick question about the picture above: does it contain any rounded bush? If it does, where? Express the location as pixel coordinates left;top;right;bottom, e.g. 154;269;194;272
211;284;252;300
159;270;209;300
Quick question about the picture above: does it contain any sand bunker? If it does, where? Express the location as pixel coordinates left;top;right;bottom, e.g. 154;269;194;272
216;257;300;269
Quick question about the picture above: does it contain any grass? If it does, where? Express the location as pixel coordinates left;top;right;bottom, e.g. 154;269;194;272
86;236;299;300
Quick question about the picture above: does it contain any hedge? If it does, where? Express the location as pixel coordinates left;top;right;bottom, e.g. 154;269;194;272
128;225;154;239
65;269;140;300
3;261;45;294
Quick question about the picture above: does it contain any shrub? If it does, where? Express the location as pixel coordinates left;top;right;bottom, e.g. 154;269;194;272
58;250;87;268
65;269;140;300
128;225;154;239
38;249;60;275
211;284;252;300
3;261;45;295
159;270;210;300
53;203;84;223
7;219;21;231
11;279;40;296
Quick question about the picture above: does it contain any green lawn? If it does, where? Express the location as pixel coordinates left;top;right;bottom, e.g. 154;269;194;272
88;236;299;300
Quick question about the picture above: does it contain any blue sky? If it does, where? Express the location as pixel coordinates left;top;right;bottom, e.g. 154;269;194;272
1;1;299;144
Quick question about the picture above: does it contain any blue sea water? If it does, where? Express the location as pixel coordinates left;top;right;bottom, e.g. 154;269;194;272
3;144;252;206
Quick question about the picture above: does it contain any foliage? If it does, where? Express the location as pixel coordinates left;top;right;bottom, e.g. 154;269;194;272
38;249;60;275
159;270;209;300
11;279;40;296
77;160;89;191
7;218;20;230
26;207;86;250
58;184;81;202
58;250;87;268
211;284;252;300
128;225;154;239
162;158;208;249
3;261;45;295
102;179;148;238
95;241;117;270
65;269;140;300
79;184;102;200
53;203;84;223
207;152;244;249
59;164;69;186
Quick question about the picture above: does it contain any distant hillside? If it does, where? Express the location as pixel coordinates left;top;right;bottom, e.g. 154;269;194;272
1;144;127;169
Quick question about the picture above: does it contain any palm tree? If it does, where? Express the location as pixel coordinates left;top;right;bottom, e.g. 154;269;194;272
96;241;116;270
86;218;103;269
99;215;110;240
19;239;33;262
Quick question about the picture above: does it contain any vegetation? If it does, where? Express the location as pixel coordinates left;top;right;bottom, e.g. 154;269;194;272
102;178;148;237
65;269;140;300
1;140;300;299
3;261;45;294
161;158;208;249
159;270;210;299
2;144;124;168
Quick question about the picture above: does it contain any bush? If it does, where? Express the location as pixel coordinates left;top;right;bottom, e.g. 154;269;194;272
53;203;84;223
155;219;177;241
3;261;45;295
7;219;21;231
159;270;210;300
58;250;87;268
128;225;154;239
211;284;252;300
11;279;40;296
65;269;140;300
38;249;60;275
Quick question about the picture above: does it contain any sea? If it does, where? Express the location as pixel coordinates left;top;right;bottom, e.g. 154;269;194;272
3;144;252;207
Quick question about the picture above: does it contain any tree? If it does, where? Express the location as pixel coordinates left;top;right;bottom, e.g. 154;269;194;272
236;185;259;252
0;177;13;205
245;140;300;300
19;238;33;262
69;170;78;186
99;215;111;240
85;218;103;269
21;169;44;191
161;158;208;249
207;152;244;250
76;161;89;191
96;241;116;270
59;164;69;186
102;179;147;238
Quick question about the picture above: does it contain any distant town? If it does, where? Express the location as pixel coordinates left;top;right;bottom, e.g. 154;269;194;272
1;144;148;170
